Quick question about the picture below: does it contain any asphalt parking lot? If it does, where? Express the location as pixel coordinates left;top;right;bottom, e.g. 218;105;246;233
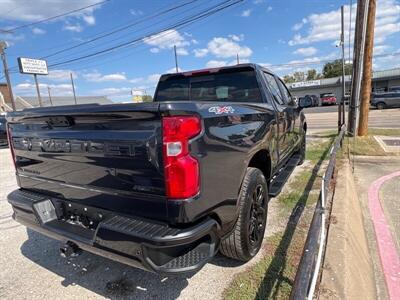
0;147;286;300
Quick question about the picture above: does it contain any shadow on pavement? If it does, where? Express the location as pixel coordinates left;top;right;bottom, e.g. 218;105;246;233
255;144;332;299
20;228;247;299
21;229;190;300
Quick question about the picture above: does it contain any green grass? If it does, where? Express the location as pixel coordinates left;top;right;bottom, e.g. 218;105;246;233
366;128;400;136
288;170;322;192
306;138;334;163
341;128;400;156
223;139;331;299
313;128;400;157
223;230;306;300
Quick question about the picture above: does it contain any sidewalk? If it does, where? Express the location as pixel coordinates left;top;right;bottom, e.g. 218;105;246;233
319;161;376;299
320;156;400;299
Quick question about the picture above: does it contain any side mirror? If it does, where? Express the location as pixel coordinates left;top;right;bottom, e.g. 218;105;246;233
298;97;313;109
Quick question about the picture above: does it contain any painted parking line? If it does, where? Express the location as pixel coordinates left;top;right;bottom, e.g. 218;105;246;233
368;171;400;300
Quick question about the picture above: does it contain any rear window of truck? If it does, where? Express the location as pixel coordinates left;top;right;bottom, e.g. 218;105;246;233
155;70;262;103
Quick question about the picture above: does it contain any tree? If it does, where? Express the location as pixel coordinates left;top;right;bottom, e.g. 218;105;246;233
322;59;352;78
293;71;306;82
142;95;153;102
306;69;317;80
283;75;295;84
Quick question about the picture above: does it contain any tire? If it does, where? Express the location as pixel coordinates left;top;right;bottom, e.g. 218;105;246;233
376;102;386;110
297;134;306;165
220;168;268;261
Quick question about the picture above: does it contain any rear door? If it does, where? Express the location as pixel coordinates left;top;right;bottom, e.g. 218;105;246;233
7;103;168;220
276;77;301;148
262;72;293;160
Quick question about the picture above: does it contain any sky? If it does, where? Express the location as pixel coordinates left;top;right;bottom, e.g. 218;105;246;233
0;0;399;102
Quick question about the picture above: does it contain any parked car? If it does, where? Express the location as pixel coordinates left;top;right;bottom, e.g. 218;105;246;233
308;95;320;107
0;115;7;146
320;93;337;106
6;64;309;274
371;92;400;109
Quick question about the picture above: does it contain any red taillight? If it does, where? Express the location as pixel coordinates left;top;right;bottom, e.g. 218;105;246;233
162;116;201;199
6;124;16;170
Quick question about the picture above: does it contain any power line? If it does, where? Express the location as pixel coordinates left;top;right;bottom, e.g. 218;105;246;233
45;1;224;68
47;0;243;68
1;0;109;32
4;0;214;72
41;0;201;60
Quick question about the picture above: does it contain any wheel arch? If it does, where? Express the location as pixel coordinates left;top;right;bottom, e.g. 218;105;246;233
248;149;272;182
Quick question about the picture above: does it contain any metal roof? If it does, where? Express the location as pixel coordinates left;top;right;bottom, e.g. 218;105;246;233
289;68;400;90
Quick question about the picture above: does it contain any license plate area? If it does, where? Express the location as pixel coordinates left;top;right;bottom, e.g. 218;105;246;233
33;200;57;224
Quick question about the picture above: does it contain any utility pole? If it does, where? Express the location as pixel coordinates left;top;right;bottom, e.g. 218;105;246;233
358;0;376;136
338;5;346;132
0;41;16;111
70;72;77;105
174;45;179;73
237;53;239;64
33;74;43;107
348;0;369;136
47;86;53;106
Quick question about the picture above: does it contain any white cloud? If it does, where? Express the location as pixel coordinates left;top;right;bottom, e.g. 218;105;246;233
292;23;303;31
47;69;77;81
82;14;95;25
165;67;183;73
176;48;189;55
150;47;160;53
0;32;24;45
241;9;252;17
193;48;209;57
288;0;400;46
229;34;244;42
253;0;265;4
63;23;83;33
130;9;143;16
207;37;252;58
0;0;102;23
293;47;318;57
260;52;339;75
373;48;400;70
95;87;132;96
143;29;190;54
129;73;161;84
206;60;228;68
32;27;46;35
14;82;74;96
147;74;161;83
267;6;272;12
83;71;127;82
374;45;391;55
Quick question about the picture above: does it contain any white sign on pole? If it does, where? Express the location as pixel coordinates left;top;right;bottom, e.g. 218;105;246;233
17;57;48;75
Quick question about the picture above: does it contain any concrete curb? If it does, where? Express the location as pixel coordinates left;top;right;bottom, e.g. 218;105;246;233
319;160;376;299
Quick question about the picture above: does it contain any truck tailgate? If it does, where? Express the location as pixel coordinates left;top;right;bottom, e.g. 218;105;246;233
6;103;168;220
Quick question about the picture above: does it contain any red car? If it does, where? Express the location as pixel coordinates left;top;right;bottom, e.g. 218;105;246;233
320;93;337;105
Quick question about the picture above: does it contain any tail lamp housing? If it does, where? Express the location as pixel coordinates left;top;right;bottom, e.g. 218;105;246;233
6;124;17;170
162;115;201;199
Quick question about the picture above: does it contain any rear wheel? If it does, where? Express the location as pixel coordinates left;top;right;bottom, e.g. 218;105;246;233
376;102;386;110
220;168;268;261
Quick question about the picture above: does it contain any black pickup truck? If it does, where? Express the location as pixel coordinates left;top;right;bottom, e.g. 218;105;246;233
6;64;309;274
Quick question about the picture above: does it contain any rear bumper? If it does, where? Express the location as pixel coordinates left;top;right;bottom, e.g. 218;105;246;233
8;189;219;274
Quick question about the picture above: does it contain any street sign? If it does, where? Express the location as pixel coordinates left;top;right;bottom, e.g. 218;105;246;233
17;57;48;75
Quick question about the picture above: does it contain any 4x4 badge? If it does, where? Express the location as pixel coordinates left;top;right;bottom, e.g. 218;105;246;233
208;106;235;115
